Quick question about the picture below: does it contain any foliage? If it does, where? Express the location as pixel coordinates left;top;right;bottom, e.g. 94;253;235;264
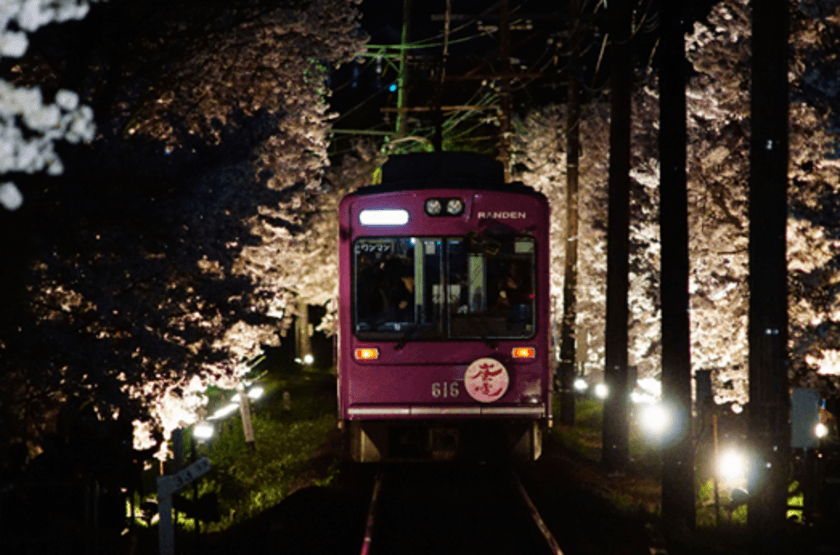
153;366;340;534
516;0;840;406
0;0;99;211
0;0;366;456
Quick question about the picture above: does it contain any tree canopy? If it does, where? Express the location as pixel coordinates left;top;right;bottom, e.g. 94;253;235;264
0;0;366;457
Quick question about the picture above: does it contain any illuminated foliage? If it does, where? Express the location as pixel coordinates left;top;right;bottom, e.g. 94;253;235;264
0;0;366;456
515;0;840;408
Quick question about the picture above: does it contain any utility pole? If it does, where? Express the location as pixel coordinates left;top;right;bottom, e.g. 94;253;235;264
432;0;451;153
498;0;513;181
747;0;790;552
396;0;412;138
659;0;696;530
558;0;581;427
602;0;633;473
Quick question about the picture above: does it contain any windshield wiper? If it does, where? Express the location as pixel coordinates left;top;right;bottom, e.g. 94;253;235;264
394;324;419;351
465;315;497;350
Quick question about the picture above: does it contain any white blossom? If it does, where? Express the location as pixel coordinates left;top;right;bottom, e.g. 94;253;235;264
0;0;100;209
0;181;22;209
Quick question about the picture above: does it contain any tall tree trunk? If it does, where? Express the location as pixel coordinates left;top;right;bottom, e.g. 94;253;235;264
747;0;790;552
659;0;696;530
602;0;633;473
558;0;581;427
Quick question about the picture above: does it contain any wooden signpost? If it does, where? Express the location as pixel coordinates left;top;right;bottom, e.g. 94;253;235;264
157;456;211;555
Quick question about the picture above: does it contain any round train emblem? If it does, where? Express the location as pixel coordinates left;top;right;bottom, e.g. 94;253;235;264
464;358;509;403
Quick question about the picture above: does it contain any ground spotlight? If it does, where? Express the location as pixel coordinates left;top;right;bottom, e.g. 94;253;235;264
718;448;748;484
816;422;829;439
194;422;214;441
594;383;608;399
639;403;671;439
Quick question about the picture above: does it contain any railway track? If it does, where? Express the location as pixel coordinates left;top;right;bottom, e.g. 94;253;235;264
358;462;564;555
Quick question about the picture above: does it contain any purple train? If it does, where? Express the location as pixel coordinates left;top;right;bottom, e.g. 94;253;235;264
337;152;551;462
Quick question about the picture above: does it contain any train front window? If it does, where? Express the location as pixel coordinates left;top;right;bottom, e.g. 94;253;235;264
354;238;443;338
352;236;535;340
446;236;535;339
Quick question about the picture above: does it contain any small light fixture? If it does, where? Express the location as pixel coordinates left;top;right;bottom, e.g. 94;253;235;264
194;422;214;440
512;347;535;358
355;347;379;360
574;378;588;392
425;199;442;216
594;383;609;399
446;198;464;215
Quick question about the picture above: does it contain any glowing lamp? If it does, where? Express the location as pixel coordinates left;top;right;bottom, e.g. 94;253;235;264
425;199;442;216
816;422;829;439
355;347;379;360
718;449;748;483
594;383;609;399
446;198;464;215
512;347;535;358
359;209;409;226
574;378;588;392
194;422;214;440
639;403;671;438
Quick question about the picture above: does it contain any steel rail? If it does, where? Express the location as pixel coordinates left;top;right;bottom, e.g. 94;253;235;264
512;470;565;555
359;470;383;555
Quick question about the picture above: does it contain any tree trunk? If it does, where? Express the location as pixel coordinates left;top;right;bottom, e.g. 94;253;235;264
747;0;790;552
602;0;633;473
659;0;696;530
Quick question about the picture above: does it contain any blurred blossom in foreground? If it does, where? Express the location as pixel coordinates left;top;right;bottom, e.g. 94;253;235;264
0;0;100;210
0;182;22;210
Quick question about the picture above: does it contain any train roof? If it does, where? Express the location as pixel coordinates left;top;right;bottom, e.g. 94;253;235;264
348;152;545;198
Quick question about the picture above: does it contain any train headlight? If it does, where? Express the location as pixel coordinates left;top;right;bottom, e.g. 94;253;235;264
446;198;464;215
359;209;409;226
425;199;443;216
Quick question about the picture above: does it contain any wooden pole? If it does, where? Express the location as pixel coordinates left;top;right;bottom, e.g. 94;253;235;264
559;0;581;427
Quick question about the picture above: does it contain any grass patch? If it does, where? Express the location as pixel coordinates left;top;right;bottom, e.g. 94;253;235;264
552;396;603;461
145;366;341;534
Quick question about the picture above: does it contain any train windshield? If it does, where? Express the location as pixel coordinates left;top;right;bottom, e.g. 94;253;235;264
353;236;535;340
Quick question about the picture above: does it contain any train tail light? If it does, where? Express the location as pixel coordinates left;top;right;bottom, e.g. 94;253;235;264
512;347;535;359
355;347;380;360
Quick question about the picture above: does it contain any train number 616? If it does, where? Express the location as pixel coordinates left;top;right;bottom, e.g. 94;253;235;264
431;381;460;398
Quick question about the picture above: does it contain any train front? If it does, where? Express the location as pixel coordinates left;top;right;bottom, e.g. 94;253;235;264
337;154;551;462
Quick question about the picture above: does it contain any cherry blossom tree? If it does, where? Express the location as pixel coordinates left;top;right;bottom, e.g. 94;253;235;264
514;0;840;409
0;0;98;211
0;0;366;458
